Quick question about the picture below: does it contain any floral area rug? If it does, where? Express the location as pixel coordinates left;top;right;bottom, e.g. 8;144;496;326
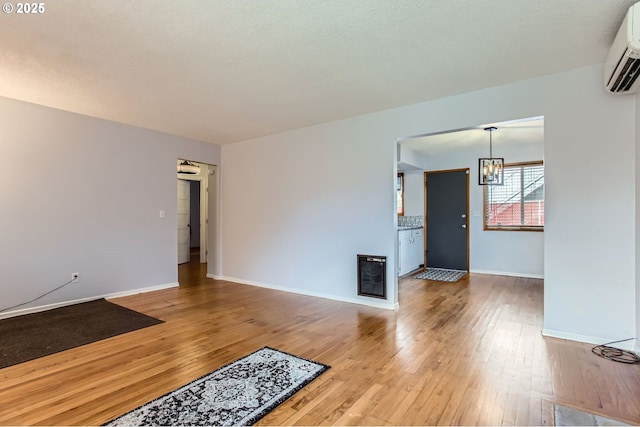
105;347;330;426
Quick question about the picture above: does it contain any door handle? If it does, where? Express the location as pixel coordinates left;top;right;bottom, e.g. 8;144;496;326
461;224;467;229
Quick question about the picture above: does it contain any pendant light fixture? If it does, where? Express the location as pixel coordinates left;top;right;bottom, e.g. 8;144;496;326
478;126;504;185
177;160;200;175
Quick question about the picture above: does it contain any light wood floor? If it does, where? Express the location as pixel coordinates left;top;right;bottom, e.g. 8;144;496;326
1;258;639;426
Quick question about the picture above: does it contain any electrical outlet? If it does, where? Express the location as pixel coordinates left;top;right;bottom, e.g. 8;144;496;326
71;272;80;283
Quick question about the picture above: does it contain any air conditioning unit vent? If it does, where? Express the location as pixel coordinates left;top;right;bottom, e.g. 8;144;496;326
608;57;640;92
604;3;640;94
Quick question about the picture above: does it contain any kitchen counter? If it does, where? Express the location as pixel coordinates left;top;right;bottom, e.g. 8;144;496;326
398;226;423;230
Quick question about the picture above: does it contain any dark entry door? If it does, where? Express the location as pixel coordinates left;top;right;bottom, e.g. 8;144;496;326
425;169;469;270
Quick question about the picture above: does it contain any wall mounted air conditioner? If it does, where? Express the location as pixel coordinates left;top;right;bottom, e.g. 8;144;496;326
604;2;640;94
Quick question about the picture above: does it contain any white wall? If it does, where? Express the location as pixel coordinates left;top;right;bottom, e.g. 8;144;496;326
220;64;636;345
402;171;424;217
218;122;397;308
0;96;220;316
398;144;426;172
542;75;635;346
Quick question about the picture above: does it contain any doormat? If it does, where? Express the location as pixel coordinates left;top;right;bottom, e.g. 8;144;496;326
0;298;163;369
105;347;330;426
414;268;467;282
553;403;631;426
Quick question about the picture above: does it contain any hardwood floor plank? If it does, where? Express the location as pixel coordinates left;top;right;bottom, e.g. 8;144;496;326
0;257;639;425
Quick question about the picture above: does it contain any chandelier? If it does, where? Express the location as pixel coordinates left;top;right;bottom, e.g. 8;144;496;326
478;127;504;185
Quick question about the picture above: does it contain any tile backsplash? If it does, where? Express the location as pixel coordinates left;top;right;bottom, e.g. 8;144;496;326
398;215;423;227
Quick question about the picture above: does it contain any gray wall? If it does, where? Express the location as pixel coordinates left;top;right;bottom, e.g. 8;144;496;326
0;96;220;315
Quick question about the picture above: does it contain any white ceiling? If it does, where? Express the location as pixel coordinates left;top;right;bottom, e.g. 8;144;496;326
400;116;545;156
0;0;635;145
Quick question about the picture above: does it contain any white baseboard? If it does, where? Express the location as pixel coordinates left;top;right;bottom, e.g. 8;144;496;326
470;269;544;279
0;282;179;320
210;275;398;310
542;328;637;352
104;282;180;300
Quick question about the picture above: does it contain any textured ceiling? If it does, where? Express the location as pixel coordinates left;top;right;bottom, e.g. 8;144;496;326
400;117;544;158
0;0;635;145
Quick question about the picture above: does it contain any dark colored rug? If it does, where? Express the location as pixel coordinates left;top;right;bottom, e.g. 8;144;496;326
105;347;330;426
414;268;467;282
0;298;163;369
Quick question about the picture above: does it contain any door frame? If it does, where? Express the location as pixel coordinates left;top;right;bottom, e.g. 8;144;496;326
423;167;470;271
177;161;209;264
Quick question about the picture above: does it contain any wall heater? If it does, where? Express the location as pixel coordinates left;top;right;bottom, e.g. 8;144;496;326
357;254;387;299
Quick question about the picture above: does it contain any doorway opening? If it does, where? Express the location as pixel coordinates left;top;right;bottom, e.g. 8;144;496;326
177;159;217;285
396;116;544;285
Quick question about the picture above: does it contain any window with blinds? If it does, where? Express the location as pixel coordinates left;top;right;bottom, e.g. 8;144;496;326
483;161;544;231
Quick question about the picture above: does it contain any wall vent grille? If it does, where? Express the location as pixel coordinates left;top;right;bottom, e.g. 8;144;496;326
357;254;386;299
